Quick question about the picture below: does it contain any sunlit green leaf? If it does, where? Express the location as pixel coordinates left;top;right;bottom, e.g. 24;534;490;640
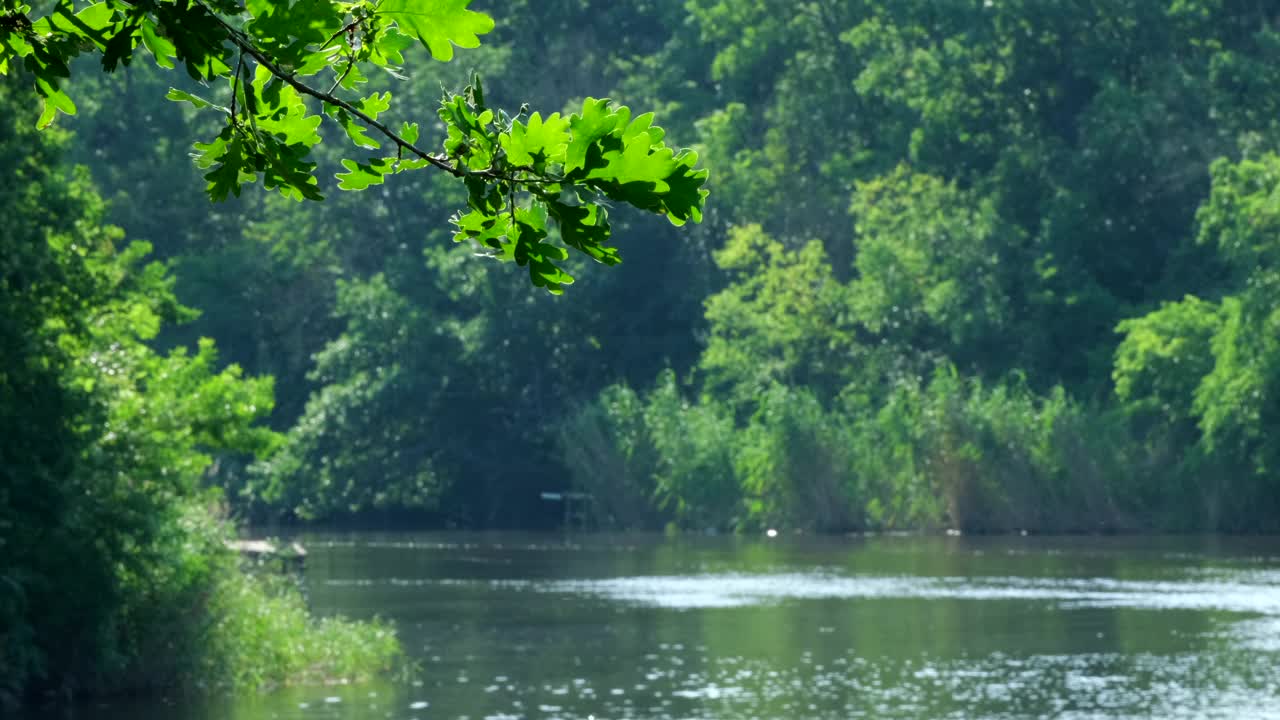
140;20;176;69
336;157;395;190
34;76;74;128
566;97;627;174
166;87;225;112
245;0;343;69
378;0;494;62
500;112;569;167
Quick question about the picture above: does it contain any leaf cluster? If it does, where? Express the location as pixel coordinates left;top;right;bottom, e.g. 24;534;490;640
0;0;707;291
448;85;708;292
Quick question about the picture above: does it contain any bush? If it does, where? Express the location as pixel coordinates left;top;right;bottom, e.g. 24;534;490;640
851;369;1140;533
735;385;861;532
0;85;401;702
558;372;742;532
644;371;742;530
110;500;401;695
558;384;667;530
562;366;1164;535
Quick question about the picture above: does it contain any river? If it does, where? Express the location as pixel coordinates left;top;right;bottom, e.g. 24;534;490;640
84;532;1280;719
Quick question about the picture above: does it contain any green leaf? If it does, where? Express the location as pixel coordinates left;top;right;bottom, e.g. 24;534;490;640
566;97;628;174
517;203;548;235
333;109;379;149
201;135;250;201
549;200;618;265
510;204;549;266
533;242;569;262
192;130;230;171
336;157;395;190
370;27;416;67
379;0;494;62
464;174;502;213
34;76;75;129
337;60;368;89
400;121;420;146
437;91;496;167
620;112;665;145
257;135;324;201
529;258;573;294
328;92;391;150
245;0;343;69
101;21;139;72
655;154;711;226
0;28;33;61
587;130;680;192
394;158;432;172
140;19;176;69
251;66;322;147
165;87;227;112
41;3;115;49
500;112;569;167
147;0;232;81
453;209;513;258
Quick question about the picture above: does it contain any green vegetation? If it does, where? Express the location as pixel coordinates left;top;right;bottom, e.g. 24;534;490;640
7;0;1280;707
0;73;399;706
199;565;400;691
550;0;1280;535
2;0;710;708
1;0;707;292
560;368;1148;534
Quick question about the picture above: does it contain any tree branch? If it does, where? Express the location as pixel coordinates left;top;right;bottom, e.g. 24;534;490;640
202;6;458;176
193;1;560;187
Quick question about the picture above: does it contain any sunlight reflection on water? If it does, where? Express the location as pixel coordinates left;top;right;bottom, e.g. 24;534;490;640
326;571;1280;614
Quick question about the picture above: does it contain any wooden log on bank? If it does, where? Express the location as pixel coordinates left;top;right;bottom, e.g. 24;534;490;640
226;539;307;572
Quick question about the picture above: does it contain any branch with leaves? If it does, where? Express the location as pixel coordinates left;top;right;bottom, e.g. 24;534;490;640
0;0;708;292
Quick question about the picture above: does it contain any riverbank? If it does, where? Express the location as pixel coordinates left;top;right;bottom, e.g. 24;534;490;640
3;502;402;712
64;530;1280;720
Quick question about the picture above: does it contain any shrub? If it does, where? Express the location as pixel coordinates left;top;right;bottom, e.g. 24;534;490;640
111;500;401;694
558;384;666;530
857;369;1137;533
642;372;743;530
736;385;861;532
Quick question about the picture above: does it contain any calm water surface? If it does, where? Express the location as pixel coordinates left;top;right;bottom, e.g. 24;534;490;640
86;533;1280;719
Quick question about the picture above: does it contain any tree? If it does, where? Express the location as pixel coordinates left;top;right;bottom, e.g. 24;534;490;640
1111;153;1280;530
0;70;279;698
0;0;708;292
701;223;856;407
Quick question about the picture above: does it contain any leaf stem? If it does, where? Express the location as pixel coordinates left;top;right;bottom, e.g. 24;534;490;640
229;49;242;122
156;1;565;188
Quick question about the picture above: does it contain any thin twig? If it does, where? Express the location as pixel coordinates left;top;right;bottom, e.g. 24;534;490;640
192;0;455;174
328;51;355;95
191;0;563;186
319;20;360;51
327;22;358;94
229;48;242;122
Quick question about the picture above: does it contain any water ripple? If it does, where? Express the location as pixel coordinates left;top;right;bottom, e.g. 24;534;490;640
325;571;1280;615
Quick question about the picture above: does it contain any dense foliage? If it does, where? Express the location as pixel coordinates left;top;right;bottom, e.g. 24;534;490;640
0;72;400;705
9;10;1280;707
2;0;714;707
20;0;1278;534
0;0;707;292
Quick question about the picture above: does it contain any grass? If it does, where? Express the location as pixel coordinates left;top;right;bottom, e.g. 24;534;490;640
196;569;402;692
